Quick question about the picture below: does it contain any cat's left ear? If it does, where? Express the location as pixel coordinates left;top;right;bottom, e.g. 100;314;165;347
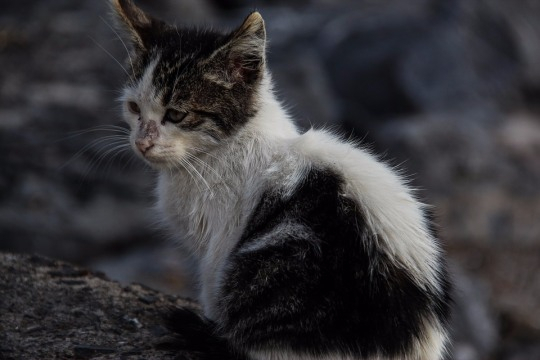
208;12;267;85
110;0;164;52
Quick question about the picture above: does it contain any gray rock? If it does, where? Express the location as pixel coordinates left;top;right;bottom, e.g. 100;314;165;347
0;252;198;359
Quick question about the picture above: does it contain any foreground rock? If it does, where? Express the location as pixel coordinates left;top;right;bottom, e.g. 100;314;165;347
0;252;198;360
3;251;540;360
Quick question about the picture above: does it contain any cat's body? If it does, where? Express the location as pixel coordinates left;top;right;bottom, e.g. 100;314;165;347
111;1;452;359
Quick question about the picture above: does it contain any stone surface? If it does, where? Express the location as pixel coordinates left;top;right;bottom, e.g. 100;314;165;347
0;252;198;360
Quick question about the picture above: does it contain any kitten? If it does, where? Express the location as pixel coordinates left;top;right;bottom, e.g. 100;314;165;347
111;1;452;359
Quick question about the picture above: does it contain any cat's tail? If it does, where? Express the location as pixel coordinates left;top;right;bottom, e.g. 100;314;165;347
162;307;249;360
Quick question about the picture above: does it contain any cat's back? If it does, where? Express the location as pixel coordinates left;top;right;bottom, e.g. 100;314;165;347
289;129;444;291
212;129;451;359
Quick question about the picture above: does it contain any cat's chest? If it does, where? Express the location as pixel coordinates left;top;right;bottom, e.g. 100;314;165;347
156;172;248;254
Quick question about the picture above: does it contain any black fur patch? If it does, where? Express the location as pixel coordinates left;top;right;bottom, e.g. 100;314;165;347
218;168;451;357
163;307;247;360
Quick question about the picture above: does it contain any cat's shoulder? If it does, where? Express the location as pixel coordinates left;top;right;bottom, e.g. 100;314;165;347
290;128;406;194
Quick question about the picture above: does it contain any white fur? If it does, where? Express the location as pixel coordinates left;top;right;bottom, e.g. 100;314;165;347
248;319;449;360
123;67;448;359
121;57;162;123
291;130;442;293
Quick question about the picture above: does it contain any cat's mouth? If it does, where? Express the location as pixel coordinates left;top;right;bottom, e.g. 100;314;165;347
135;138;154;156
133;143;175;167
140;150;164;162
133;142;158;163
140;154;169;168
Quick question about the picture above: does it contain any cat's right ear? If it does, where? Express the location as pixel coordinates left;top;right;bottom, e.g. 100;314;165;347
203;12;267;86
110;0;162;52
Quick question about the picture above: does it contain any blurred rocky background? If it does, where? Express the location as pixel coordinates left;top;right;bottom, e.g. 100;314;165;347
1;0;539;359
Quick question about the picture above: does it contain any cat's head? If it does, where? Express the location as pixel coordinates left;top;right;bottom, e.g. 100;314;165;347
111;0;266;168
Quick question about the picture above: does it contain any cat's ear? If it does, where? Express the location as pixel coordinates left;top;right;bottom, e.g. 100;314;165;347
110;0;163;52
208;12;267;85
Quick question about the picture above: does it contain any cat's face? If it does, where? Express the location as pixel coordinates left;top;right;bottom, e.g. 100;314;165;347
112;0;266;168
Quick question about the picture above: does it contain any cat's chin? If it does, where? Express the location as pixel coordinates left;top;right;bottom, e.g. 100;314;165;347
135;152;170;169
141;155;195;172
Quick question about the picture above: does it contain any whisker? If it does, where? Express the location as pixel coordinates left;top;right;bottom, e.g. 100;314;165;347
61;133;129;171
181;157;213;195
184;152;221;180
82;136;131;150
99;143;133;175
97;142;131;162
58;125;129;142
118;151;141;173
100;16;135;77
82;142;131;179
175;158;204;194
88;35;132;81
102;88;126;95
61;138;113;170
190;147;221;161
73;140;130;185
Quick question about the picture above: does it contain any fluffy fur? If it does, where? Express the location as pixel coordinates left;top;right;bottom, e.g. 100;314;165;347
110;1;452;359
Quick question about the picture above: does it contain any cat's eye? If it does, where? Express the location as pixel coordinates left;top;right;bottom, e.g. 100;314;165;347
163;109;188;124
127;101;140;114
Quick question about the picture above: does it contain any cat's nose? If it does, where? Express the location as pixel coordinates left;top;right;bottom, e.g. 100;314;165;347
135;138;154;155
